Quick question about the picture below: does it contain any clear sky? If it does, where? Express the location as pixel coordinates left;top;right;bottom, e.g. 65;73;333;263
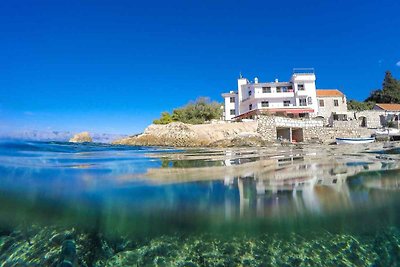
1;0;399;135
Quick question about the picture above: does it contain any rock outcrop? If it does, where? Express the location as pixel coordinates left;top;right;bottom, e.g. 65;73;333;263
69;132;93;143
113;121;259;147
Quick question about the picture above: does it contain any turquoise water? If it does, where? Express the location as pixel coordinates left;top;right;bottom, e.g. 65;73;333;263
1;141;400;266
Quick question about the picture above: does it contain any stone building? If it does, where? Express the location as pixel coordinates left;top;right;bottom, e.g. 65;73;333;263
316;89;348;124
353;110;386;129
372;103;400;128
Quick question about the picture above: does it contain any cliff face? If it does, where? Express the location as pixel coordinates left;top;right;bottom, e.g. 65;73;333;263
113;122;261;147
69;132;93;143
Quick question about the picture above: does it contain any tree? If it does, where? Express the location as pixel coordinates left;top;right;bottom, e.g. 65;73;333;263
347;100;375;111
153;97;223;125
365;71;400;103
153;112;173;124
382;71;400;100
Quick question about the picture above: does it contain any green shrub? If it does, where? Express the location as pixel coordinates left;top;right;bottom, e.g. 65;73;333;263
153;97;222;125
153;112;173;124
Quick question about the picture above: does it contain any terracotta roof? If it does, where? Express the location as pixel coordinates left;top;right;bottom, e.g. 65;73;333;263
316;89;344;97
374;103;400;111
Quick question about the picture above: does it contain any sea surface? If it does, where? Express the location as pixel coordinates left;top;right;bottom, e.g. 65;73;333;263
1;141;400;266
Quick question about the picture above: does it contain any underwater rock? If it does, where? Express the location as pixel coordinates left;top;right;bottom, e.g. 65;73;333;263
56;234;83;267
1;225;400;266
69;132;93;143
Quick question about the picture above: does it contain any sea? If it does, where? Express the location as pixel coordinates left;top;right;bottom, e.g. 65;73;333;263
1;140;400;266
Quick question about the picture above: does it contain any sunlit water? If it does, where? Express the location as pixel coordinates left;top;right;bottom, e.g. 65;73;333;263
1;141;400;266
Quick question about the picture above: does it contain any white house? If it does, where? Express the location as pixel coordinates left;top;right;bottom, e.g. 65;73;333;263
222;69;318;120
222;68;347;121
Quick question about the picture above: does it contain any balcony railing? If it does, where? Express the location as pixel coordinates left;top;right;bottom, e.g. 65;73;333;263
276;89;294;93
293;68;315;74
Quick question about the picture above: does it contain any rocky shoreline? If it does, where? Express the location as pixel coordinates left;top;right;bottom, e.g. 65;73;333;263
112;121;266;147
113;117;377;148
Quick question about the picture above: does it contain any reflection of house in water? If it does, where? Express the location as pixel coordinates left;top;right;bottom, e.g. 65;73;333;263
141;146;400;219
234;156;389;218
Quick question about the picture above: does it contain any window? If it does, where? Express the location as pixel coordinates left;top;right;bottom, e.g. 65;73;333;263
262;87;271;93
230;97;235;103
319;99;325;107
307;97;312;105
261;101;269;107
299;98;307;106
334;99;339;106
298;84;305;91
276;87;282;93
248;90;252;96
283;100;290;107
288;86;293;92
249;104;253;110
230;109;235;115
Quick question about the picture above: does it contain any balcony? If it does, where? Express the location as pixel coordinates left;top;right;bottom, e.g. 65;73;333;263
256;91;295;98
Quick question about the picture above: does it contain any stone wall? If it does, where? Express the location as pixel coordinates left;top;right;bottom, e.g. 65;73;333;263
330;120;360;129
303;127;373;143
256;116;276;141
257;116;325;142
272;116;324;128
257;115;373;143
354;110;386;128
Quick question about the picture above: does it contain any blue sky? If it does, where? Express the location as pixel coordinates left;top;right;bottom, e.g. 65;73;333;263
1;0;399;134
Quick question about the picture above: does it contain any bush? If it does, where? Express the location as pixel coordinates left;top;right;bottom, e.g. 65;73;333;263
153;97;222;125
153;112;173;124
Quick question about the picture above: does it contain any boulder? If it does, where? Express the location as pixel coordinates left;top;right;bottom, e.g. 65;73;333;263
69;132;92;143
210;132;267;147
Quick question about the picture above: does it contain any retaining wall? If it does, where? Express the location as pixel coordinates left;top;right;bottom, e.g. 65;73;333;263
257;115;373;143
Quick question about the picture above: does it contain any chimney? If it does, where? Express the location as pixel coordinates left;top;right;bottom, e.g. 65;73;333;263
254;77;259;84
275;78;279;83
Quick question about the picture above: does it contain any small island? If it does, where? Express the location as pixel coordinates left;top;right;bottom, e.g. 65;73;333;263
69;132;93;143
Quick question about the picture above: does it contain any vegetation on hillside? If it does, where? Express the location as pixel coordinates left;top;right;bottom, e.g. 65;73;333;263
347;71;400;110
347;100;375;111
153;97;222;125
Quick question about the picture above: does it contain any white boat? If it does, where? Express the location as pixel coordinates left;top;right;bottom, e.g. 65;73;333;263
336;137;375;144
374;128;400;135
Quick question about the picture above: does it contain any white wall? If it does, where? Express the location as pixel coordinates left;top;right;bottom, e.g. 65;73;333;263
317;96;348;118
291;73;318;115
223;94;237;120
237;78;248;102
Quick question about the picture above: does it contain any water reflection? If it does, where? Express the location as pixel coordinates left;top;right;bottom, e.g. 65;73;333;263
143;145;400;220
1;141;400;233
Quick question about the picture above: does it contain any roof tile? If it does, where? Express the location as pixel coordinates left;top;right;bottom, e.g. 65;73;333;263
375;103;400;111
316;89;344;97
